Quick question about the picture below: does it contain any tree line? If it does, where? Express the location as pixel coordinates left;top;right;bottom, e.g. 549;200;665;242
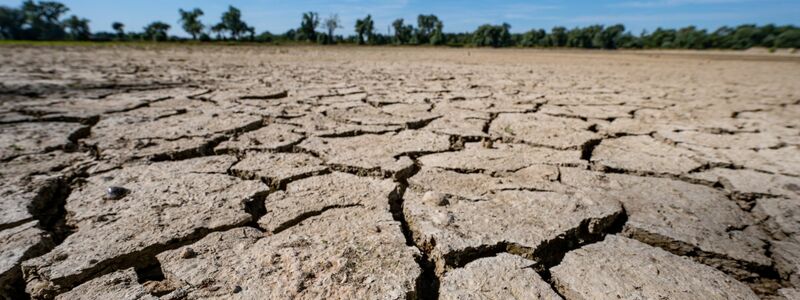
1;0;799;49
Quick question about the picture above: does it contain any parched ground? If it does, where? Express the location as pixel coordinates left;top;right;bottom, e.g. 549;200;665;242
1;45;799;300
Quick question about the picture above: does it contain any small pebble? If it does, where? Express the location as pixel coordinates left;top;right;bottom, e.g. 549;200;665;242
180;247;196;259
104;186;129;200
422;191;449;206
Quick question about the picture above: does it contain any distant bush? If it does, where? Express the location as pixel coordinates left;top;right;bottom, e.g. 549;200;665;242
1;0;798;50
776;30;800;48
472;23;512;48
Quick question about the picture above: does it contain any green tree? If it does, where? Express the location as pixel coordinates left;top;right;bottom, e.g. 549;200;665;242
257;31;275;42
566;27;590;48
416;14;439;44
245;26;255;41
731;24;755;49
472;23;512;47
21;0;68;40
581;25;604;48
111;21;124;40
283;29;296;40
63;14;89;40
595;24;625;49
549;26;567;47
430;20;444;45
618;32;642;48
179;8;204;40
775;29;800;48
298;11;319;42
444;32;471;46
521;29;546;47
759;24;778;47
211;23;226;40
709;26;734;48
673;26;709;49
643;27;676;48
144;21;170;41
323;14;341;44
217;6;251;40
355;14;374;45
391;18;413;44
0;6;24;39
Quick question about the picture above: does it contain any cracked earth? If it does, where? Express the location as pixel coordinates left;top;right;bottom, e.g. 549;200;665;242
1;46;799;299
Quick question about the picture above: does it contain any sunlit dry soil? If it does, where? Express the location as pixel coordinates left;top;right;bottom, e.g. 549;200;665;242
1;45;799;299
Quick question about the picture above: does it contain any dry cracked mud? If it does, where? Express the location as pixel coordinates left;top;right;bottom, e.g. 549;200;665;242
1;46;799;299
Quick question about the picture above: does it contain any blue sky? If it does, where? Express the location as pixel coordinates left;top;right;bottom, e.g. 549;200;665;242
2;0;798;36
